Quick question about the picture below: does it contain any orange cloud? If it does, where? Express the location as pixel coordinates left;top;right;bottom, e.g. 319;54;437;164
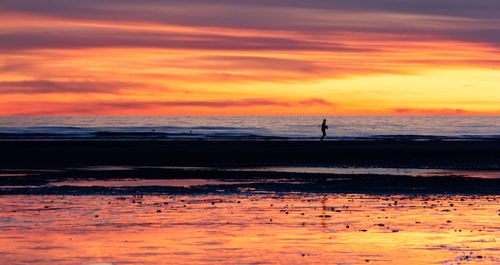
2;98;335;115
393;108;470;115
0;80;143;94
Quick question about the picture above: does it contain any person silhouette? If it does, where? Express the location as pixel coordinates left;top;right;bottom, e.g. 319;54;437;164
320;119;328;141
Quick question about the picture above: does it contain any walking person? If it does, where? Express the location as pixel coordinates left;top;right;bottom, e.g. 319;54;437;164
320;119;328;141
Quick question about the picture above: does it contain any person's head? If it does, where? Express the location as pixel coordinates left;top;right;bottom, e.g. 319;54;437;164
323;119;326;122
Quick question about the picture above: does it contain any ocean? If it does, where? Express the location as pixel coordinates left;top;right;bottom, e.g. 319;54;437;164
0;115;498;140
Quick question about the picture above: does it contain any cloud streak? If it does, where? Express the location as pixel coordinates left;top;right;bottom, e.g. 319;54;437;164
2;1;500;47
105;98;334;108
2;98;335;115
0;80;141;94
393;108;473;115
0;28;373;53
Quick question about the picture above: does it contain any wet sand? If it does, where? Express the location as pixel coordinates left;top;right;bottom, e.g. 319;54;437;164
1;140;498;264
1;194;498;264
0;166;499;195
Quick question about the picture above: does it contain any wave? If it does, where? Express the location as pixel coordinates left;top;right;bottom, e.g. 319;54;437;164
0;115;498;140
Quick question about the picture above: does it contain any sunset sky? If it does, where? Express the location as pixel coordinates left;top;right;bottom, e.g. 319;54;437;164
1;0;499;115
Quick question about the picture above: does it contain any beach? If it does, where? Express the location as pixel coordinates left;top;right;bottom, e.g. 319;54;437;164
1;139;499;264
3;0;500;262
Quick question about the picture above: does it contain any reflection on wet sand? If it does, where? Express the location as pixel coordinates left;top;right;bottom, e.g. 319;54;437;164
0;194;498;264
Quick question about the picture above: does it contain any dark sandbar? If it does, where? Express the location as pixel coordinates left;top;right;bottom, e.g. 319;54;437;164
1;139;499;169
0;140;498;195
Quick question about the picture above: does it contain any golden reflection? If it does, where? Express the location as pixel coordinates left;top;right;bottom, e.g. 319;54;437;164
320;195;328;231
0;194;498;264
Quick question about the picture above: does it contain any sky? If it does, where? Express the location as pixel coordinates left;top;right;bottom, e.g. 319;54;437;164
1;0;499;115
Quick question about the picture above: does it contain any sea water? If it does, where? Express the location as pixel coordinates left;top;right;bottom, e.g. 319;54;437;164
0;115;498;140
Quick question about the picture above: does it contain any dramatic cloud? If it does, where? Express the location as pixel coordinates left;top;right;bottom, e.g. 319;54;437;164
1;1;499;115
2;1;500;46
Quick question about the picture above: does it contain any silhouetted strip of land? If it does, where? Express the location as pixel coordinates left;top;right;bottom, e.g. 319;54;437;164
1;139;499;195
0;140;498;169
